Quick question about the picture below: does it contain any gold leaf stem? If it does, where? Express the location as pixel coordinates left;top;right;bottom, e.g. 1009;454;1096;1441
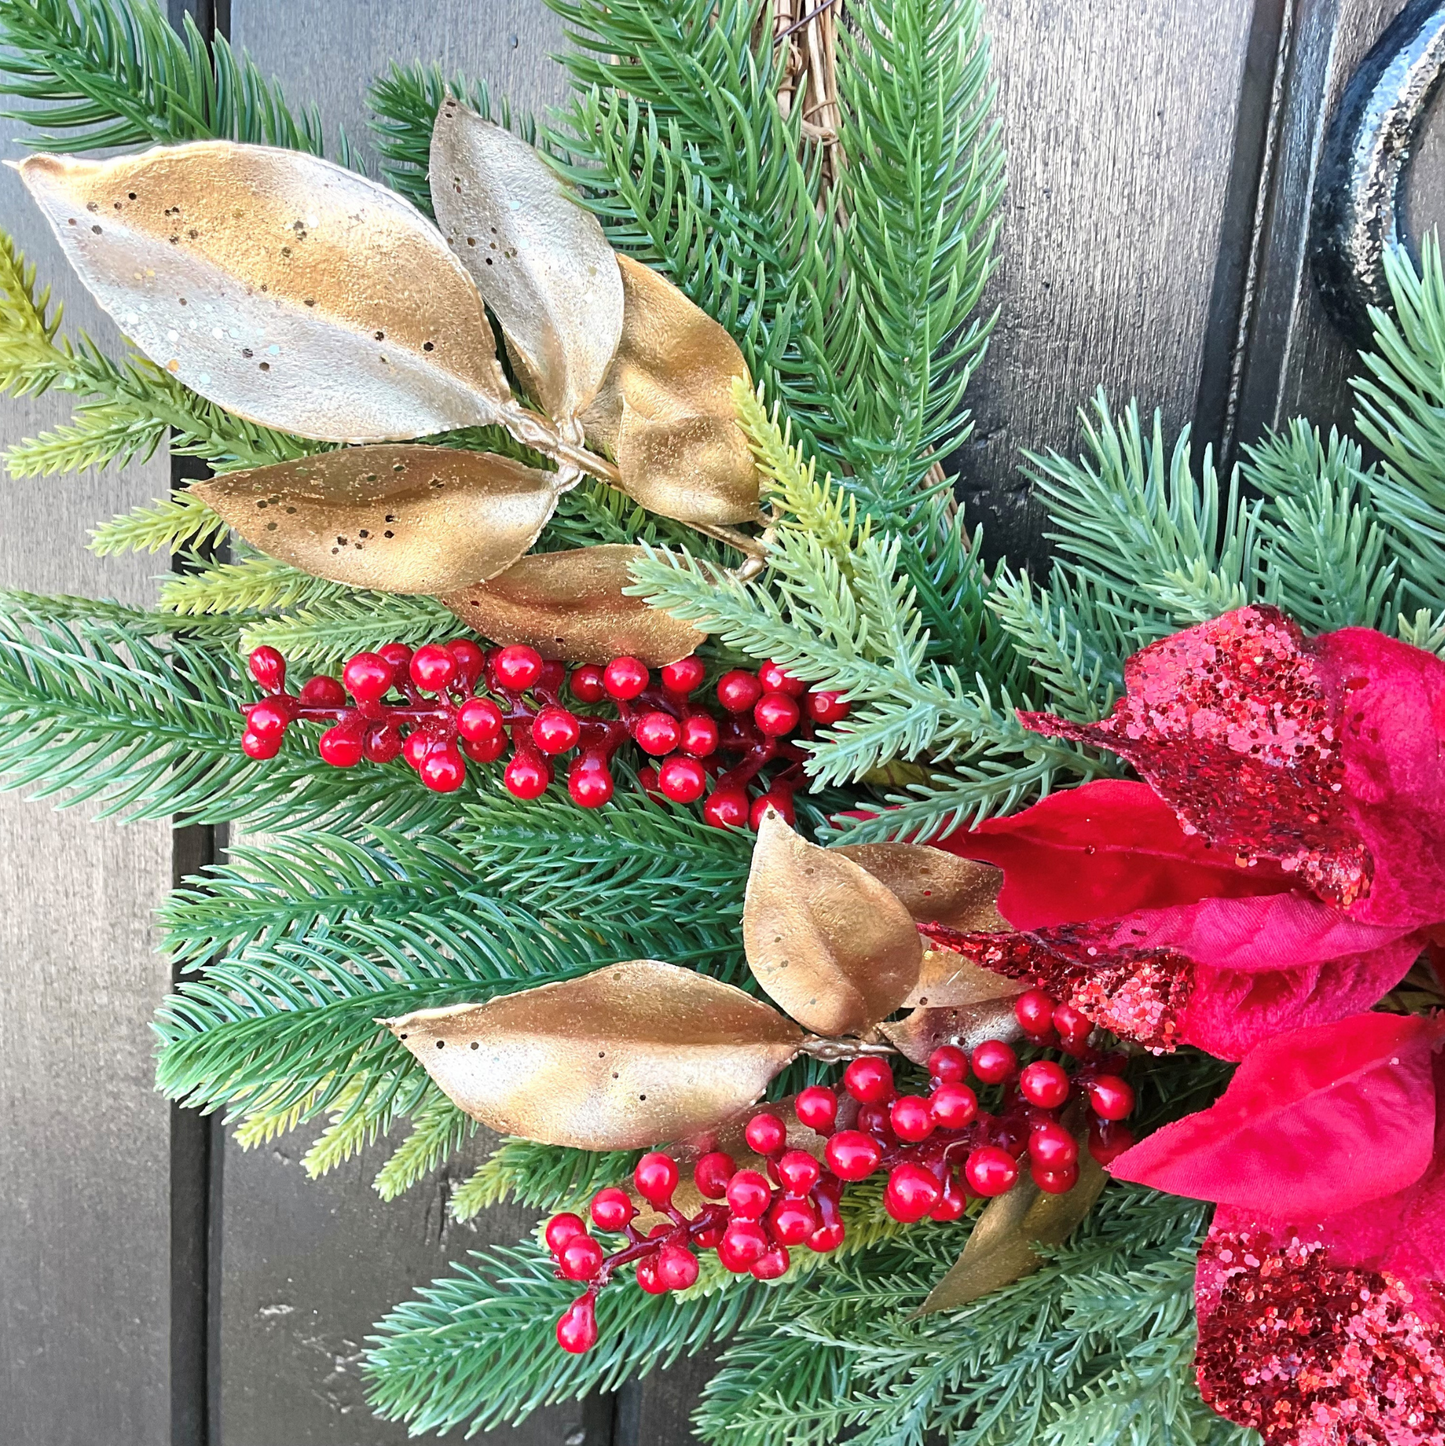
797;1035;899;1062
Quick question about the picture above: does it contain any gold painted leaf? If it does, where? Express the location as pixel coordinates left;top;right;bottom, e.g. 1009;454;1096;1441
384;959;802;1150
439;543;706;664
742;809;922;1037
581;254;760;526
430;100;624;426
192;445;559;594
919;1147;1108;1313
902;950;1025;1010
18;142;509;442
835;843;1007;932
880;965;1026;1064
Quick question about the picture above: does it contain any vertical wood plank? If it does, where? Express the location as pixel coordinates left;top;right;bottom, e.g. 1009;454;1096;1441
0;121;176;1446
212;4;625;1441
962;0;1259;562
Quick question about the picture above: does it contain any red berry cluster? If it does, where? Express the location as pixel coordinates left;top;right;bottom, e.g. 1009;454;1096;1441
241;642;847;818
546;988;1136;1352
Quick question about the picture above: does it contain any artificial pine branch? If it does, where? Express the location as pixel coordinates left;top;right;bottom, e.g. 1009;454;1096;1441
451;1139;647;1222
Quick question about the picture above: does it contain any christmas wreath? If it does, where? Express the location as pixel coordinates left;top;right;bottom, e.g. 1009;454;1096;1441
0;0;1442;1441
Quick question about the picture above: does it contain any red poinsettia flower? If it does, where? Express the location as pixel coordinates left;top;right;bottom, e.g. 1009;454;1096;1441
1112;1011;1445;1445
930;605;1445;1058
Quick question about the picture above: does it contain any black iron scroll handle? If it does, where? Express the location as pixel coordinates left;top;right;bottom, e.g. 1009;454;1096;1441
1311;0;1445;346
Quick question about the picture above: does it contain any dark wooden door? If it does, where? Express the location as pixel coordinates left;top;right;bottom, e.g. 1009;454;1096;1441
1;1;1439;1442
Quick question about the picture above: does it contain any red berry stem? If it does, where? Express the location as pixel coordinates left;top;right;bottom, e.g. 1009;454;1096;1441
243;643;845;822
545;986;1136;1353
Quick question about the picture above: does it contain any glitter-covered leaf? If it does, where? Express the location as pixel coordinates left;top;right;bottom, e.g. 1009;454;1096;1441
1110;1012;1445;1215
429;100;623;427
919;1145;1106;1313
835;842;1006;931
580;254;760;526
193;445;560;594
439;544;706;664
742;809;922;1036
384;960;802;1150
19;143;511;442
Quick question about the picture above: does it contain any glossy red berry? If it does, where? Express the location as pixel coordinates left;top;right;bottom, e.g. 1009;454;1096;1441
603;655;649;700
693;1151;736;1200
702;788;750;829
885;1163;942;1222
1029;1119;1079;1170
590;1188;634;1232
540;660;566;693
567;755;614;808
569;664;606;703
1087;1075;1135;1121
749;791;796;829
1014;989;1056;1036
545;1212;587;1256
890;1095;935;1143
556;1294;597;1353
754;691;801;737
965;1145;1019;1197
656;1243;700;1291
856;1102;894;1140
447;639;485;685
456;696;505;743
409;643;458;693
532;705;582;754
657;755;707;804
843;1056;894;1104
462;731;507;764
403;730;433;770
242;729;281;760
343;652;391;702
249;645;286;691
768;1196;819;1246
929;1172;969;1222
634;1152;679;1206
775;1150;821;1194
633;711;682;756
378;642;413;675
1053;1001;1093;1049
418;741;465;792
808;1219;846;1253
750;1246;790;1280
744;1113;786;1156
928;1044;969;1082
1032;1161;1079;1194
1019;1060;1071;1109
494;644;544;691
679;713;719;757
718;1220;769;1272
824;1130;881;1181
804;690;850;724
726;1170;772;1219
794;1085;838;1132
694;1216;726;1250
970;1039;1018;1084
363;725;404;763
660;656;706;694
929;1081;978;1130
298;674;347;707
504;751;550;799
1088;1121;1136;1165
758;660;806;697
246;697;290;740
635;1254;668;1294
716;669;763;713
318;723;364;767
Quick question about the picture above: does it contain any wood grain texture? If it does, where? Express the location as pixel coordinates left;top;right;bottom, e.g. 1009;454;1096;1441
960;0;1258;563
0;110;175;1446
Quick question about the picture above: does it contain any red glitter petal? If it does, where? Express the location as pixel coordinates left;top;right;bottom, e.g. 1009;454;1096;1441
1196;1222;1445;1446
923;920;1192;1053
1022;606;1372;909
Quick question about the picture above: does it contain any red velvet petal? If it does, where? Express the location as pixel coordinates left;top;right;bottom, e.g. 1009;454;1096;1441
1021;606;1372;909
1316;627;1445;932
935;778;1287;930
1107;1012;1445;1215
